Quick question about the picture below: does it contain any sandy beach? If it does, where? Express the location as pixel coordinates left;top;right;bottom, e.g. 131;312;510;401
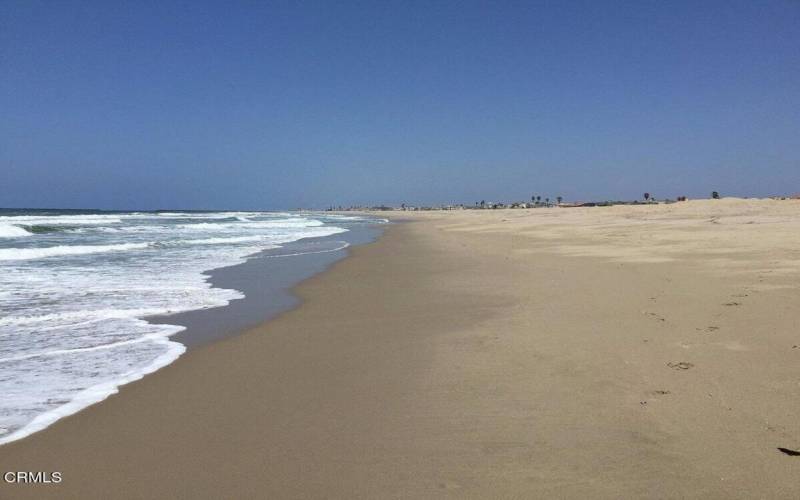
1;198;799;499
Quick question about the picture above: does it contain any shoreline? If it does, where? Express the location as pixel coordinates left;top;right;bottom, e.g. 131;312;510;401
0;218;384;446
161;222;385;348
1;200;799;498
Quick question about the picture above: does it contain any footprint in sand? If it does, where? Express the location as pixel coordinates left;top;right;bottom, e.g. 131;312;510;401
723;302;741;307
644;311;666;322
640;391;670;405
667;361;694;370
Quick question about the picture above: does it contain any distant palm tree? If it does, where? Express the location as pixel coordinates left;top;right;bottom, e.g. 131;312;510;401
644;192;650;201
545;197;550;206
536;196;541;204
557;196;563;204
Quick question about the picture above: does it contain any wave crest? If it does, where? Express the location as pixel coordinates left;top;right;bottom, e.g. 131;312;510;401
0;243;149;261
0;224;31;238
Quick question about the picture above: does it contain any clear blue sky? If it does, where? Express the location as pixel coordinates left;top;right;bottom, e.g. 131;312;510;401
2;1;798;210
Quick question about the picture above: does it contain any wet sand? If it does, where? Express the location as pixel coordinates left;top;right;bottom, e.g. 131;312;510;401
1;199;799;498
156;223;383;348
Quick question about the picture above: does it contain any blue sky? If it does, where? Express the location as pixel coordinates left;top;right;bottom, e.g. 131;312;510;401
1;1;798;209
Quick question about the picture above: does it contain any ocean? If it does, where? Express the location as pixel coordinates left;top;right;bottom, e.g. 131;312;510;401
0;209;384;444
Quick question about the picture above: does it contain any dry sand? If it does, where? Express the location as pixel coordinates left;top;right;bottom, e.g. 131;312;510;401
1;198;799;498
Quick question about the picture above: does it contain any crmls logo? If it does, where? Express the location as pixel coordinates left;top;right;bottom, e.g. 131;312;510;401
3;471;62;484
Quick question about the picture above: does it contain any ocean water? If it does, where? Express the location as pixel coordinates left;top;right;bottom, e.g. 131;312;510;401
0;209;382;444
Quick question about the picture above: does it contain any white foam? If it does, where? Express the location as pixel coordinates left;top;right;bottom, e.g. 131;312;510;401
323;215;390;223
0;223;31;238
176;218;324;231
0;215;123;225
152;212;262;219
0;336;185;445
247;218;325;228
179;236;271;245
0;242;149;261
0;211;377;445
0;306;188;329
0;328;184;363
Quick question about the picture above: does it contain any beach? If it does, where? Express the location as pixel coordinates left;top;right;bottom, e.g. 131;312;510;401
1;198;799;498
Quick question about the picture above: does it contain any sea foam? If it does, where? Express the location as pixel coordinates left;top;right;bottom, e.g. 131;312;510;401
0;242;150;261
0;210;374;444
0;224;31;238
